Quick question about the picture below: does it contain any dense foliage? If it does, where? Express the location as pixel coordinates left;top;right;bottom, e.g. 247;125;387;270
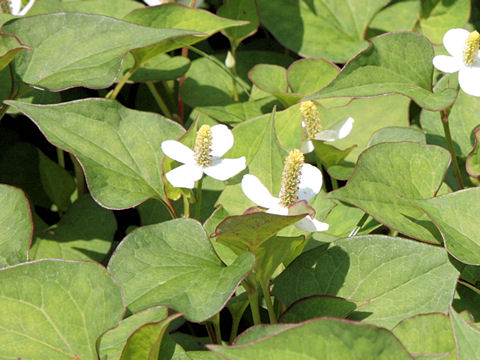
0;0;480;359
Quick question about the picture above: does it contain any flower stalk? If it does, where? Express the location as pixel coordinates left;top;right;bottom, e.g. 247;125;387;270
441;110;464;189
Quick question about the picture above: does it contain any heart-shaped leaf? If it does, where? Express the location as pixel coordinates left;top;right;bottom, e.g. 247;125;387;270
217;0;259;46
418;0;470;44
119;313;183;360
108;219;255;322
99;307;171;360
328;142;449;243
413;187;480;265
124;3;247;64
213;206;310;254
6;99;185;209
273;235;459;329
308;32;457;111
29;0;141;18
0;184;32;268
392;313;455;360
31;195;116;262
209;317;412;359
256;0;390;63
3;13;197;90
0;259;125;359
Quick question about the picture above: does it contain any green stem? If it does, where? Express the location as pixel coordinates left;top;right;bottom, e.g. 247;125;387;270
349;213;369;237
330;176;338;190
244;275;261;325
107;67;136;100
228;304;247;344
162;197;179;219
247;289;261;325
211;313;222;344
183;194;190;218
260;280;277;323
71;154;85;196
205;322;218;344
146;82;173;118
194;177;203;220
229;44;239;102
441;110;464;189
56;148;65;168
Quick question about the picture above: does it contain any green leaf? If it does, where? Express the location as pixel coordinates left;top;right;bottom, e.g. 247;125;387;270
30;195;116;262
287;58;340;95
0;259;125;360
6;99;185;209
392;313;455;360
369;0;419;33
99;307;170;360
246;109;287;195
29;0;142;18
329;143;449;243
38;150;75;212
279;295;356;323
450;307;480;359
324;202;380;237
124;3;247;64
273;235;459;329
0;184;31;268
108;219;255;323
181;56;247;107
466;126;480;177
413;188;480;265
312;141;356;167
255;235;305;284
209;318;412;359
217;0;259;45
122;53;190;83
418;0;471;44
256;0;390;63
421;91;480;158
213;206;309;254
3;13;196;90
308;32;457;111
248;64;298;107
120;313;183;360
0;32;27;72
368;126;427;146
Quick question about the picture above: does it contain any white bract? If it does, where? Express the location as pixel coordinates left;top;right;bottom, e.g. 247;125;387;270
8;0;35;15
241;150;329;233
433;28;480;97
143;0;164;5
161;124;246;189
299;101;354;153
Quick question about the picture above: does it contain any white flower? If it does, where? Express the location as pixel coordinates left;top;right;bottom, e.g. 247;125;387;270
241;150;329;233
300;117;354;153
433;28;480;97
299;100;353;153
161;124;246;189
9;0;35;15
143;0;164;5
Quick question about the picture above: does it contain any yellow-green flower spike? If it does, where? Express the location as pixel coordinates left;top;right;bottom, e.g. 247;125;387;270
464;30;480;66
0;0;11;14
279;149;304;207
194;125;213;167
300;101;322;139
